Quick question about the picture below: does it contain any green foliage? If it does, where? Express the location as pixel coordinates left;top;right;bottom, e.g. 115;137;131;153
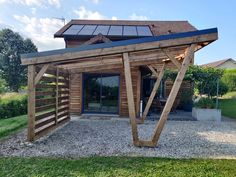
0;93;27;119
0;77;7;93
221;69;236;91
0;29;37;92
0;157;236;177
194;97;215;109
164;65;228;97
0;114;27;139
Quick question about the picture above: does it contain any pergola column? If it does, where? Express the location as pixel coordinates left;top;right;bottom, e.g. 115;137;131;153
27;65;36;141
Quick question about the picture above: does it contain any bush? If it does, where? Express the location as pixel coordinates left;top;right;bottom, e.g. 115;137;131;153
221;69;236;91
0;78;7;94
194;97;215;109
0;93;27;119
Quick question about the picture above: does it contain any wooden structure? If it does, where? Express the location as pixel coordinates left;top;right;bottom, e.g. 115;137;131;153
21;27;218;146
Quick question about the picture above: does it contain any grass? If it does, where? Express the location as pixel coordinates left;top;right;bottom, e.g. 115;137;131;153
0;114;27;139
0;157;235;177
219;91;236;119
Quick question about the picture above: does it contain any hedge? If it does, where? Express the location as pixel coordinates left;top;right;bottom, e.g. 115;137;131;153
0;93;27;119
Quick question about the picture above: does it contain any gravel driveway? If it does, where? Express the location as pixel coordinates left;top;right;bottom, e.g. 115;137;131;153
1;117;236;159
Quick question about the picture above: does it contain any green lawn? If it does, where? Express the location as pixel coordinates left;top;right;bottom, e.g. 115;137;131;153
0;157;235;177
0;114;27;139
220;91;236;119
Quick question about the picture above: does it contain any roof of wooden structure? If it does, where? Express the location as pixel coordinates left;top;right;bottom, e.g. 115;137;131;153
21;28;218;66
54;19;197;38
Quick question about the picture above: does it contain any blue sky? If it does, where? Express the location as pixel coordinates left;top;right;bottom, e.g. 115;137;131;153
0;0;235;64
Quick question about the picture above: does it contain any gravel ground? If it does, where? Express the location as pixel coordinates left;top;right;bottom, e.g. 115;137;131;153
1;117;236;159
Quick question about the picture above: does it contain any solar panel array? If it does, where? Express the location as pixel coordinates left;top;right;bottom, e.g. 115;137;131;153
63;24;153;37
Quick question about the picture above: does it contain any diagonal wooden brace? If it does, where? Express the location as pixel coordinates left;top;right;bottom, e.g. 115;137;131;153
140;63;165;123
162;49;182;70
34;64;50;84
151;44;196;145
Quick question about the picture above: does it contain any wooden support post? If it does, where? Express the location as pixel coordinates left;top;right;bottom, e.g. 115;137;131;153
27;65;36;142
151;44;196;145
55;67;59;124
123;52;139;146
34;64;50;84
141;63;165;123
162;49;181;70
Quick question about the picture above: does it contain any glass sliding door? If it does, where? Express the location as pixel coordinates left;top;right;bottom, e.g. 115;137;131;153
83;73;119;114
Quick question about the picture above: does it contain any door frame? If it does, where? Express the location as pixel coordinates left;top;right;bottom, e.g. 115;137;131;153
82;72;120;114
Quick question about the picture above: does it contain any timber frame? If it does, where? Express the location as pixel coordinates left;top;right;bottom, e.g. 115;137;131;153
21;28;218;147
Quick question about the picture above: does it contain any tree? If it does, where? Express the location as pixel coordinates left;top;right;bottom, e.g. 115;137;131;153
0;29;37;92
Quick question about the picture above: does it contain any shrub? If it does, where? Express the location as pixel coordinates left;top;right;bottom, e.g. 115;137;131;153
221;69;236;91
0;93;27;119
194;97;215;109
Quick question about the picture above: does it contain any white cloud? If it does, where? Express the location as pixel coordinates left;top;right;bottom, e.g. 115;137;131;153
129;13;148;20
31;7;36;15
48;0;60;8
74;6;106;20
12;0;60;8
0;0;7;4
13;15;64;51
111;16;118;20
91;0;100;4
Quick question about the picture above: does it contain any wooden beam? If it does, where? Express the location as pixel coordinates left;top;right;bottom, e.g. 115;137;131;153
140;63;165;123
147;65;158;77
123;52;139;146
21;32;217;65
82;33;111;45
162;49;181;70
151;44;196;146
34;64;50;84
55;67;59;124
27;65;36;142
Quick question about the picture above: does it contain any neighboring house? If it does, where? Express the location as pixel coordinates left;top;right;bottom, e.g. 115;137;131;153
201;58;236;69
54;19;196;116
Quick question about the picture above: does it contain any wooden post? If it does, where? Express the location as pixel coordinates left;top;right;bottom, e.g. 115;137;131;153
123;52;139;146
141;63;165;123
27;65;36;142
55;67;59;124
151;44;196;145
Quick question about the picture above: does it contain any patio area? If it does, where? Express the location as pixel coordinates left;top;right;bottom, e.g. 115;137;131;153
1;117;236;159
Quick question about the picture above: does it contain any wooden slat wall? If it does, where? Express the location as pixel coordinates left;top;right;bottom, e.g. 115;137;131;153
70;73;82;114
34;67;70;139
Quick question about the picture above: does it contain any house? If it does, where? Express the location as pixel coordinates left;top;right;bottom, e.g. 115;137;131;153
53;20;197;116
201;58;236;69
21;19;218;146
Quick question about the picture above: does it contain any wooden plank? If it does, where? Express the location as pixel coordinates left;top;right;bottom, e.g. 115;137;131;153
35;116;56;129
35;110;56;121
36;103;55;113
55;68;59;124
151;44;196;146
36;91;56;97
82;33;111;45
21;32;217;65
162;49;181;70
35;64;50;84
136;69;141;117
27;65;36;142
34;117;69;140
123;52;139;146
141;63;165;123
147;65;158;77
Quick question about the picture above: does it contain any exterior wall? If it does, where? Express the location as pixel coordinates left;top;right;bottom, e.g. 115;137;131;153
217;60;236;69
69;67;141;117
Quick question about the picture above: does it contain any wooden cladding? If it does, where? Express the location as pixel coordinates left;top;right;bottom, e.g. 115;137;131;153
28;66;70;141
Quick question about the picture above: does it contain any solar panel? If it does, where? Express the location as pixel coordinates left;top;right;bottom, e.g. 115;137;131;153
123;26;137;36
78;25;97;35
137;26;153;36
93;25;110;35
63;25;84;35
108;25;123;36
